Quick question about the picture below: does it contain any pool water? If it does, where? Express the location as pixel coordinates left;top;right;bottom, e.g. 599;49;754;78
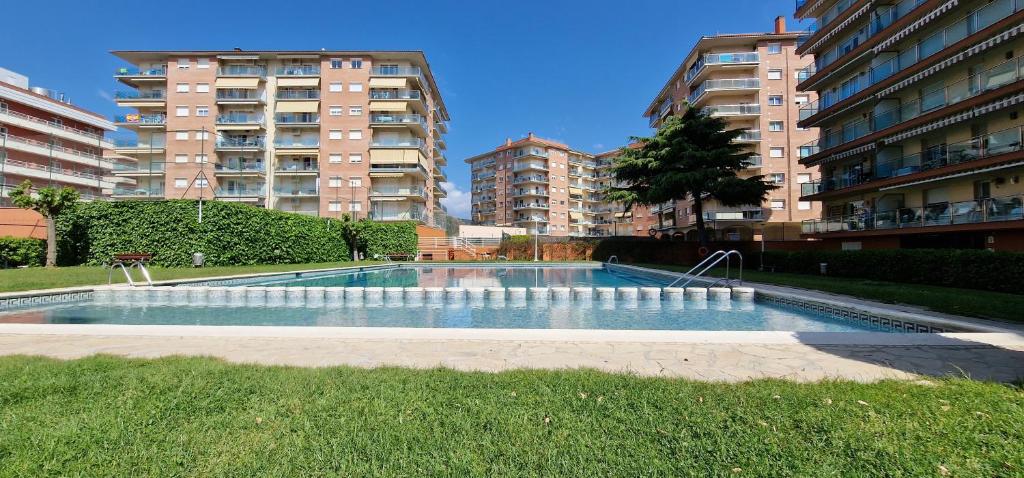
0;299;896;332
249;266;667;288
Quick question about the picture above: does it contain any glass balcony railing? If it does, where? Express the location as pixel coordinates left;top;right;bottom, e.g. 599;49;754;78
217;65;266;77
685;52;759;83
275;66;320;76
114;91;165;100
273;137;319;148
802;193;1024;234
736;130;762;141
276;90;320;100
369;89;422;100
216;162;265;173
513;175;548;184
215;186;266;197
471;159;496;170
371;66;425;80
512;161;549;172
369;206;424;221
274;113;319;124
702;104;761;116
370;186;428;199
688;78;760;103
513;188;550;197
112;139;164;149
369;113;426;127
113;162;165;172
216;89;263;101
216;137;265;149
113;186;164;196
370;138;427;151
744;155;763;168
114;67;167;77
802;125;1024;196
801;54;1024;156
276;162;318;172
216;113;264;125
513;203;550;210
114;114;166;125
273;186;319;196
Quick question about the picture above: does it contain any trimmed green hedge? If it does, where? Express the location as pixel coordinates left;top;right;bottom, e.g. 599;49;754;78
358;221;419;259
762;249;1024;294
0;237;45;268
56;200;357;267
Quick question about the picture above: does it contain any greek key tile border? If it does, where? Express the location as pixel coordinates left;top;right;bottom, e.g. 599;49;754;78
0;291;93;311
757;293;955;333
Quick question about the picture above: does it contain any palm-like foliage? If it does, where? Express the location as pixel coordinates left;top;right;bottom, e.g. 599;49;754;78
9;180;80;267
606;107;777;245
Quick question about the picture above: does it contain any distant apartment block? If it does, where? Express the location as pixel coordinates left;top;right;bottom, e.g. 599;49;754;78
794;0;1024;250
110;50;450;226
0;67;119;204
465;134;633;237
641;17;820;240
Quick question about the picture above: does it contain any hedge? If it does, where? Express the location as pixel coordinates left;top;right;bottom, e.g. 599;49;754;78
0;236;45;268
55;200;358;267
358;221;419;259
761;249;1024;294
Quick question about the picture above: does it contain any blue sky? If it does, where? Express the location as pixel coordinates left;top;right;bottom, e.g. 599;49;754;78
1;0;800;218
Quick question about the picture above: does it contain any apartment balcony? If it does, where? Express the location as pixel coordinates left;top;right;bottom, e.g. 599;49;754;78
433;149;447;167
217;65;267;77
433;182;447;198
215;185;266;201
369;162;430;178
114;67;167;86
434;118;448;134
0;107;112;147
370;186;429;201
735;130;761;143
114;114;166;130
685;52;759;84
369;205;425;222
369;114;427;137
112;161;165;176
274;113;320;126
273;186;319;197
275;90;320;100
513;189;549;198
272;137;320;152
687;78;759;106
370;66;426;87
370;138;429;154
702;104;761;117
275;162;318;175
275;66;320;77
744;155;763;169
512;160;549;172
215;89;265;105
214;162;265;176
112;138;165;155
0;157;113;189
215;137;265;151
802;194;1024;236
700;208;765;222
472;171;496;181
369;89;426;114
215;113;265;129
435;136;447;150
513;175;548;185
112;186;164;198
512;203;550;211
471;159;496;171
114;90;165;107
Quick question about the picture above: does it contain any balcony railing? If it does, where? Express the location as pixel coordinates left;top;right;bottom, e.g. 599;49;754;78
275;66;320;76
513;175;548;184
702;104;761;116
114;91;165;100
114;114;166;126
113;186;164;197
370;138;427;151
801;125;1024;197
1;157;103;181
370;186;428;199
802;193;1024;235
736;130;762;142
273;186;319;196
217;65;266;77
513;188;549;196
808;0;927;73
113;162;165;173
276;163;318;172
215;186;266;197
276;90;320;100
371;66;425;82
797;0;858;47
744;155;763;168
114;67;166;77
685;52;759;83
702;209;765;221
513;161;548;172
273;137;320;148
274;113;320;124
216;113;264;125
370;163;430;176
471;159;496;170
216;162;265;173
216;137;265;149
369;206;424;221
513;203;550;210
688;78;760;103
369;89;422;100
369;113;426;127
804;0;1024;113
0;108;107;141
216;90;263;101
801;54;1024;156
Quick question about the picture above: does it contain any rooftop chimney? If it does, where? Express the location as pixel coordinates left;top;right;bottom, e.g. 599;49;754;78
505;138;512;146
527;132;535;140
774;16;786;34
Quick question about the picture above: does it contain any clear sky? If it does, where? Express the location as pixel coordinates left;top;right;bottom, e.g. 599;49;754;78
1;0;801;219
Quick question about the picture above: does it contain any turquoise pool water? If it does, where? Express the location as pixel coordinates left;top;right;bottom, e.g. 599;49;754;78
242;266;666;288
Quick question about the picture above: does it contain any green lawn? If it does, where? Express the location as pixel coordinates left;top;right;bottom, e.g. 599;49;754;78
0;261;383;293
0;356;1020;476
636;263;1024;324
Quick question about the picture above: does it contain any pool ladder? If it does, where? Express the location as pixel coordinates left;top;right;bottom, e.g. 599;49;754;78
667;250;743;288
108;261;154;287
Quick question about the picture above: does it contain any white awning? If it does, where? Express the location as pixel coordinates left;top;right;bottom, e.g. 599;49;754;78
275;101;319;113
277;78;320;87
215;78;260;89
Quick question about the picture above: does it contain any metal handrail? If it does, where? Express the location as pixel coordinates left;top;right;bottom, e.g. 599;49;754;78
668;250;743;288
107;261;153;287
606;255;619;264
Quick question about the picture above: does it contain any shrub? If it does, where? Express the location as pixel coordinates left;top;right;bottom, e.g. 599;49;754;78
0;237;46;268
55;200;355;267
357;221;418;258
761;249;1024;294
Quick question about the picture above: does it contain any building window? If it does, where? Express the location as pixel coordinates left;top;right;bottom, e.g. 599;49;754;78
175;131;189;140
769;173;785;184
328;200;342;212
175;154;188;163
349;201;361;212
174;178;187;188
196;106;209;117
176;59;189;70
770;199;786;210
195;154;208;163
348;106;363;116
798;201;812;210
348;83;363;92
329;130;342;140
196;178;208;188
329;106;343;116
769;147;784;158
349;153;362;163
348;177;362;187
330;58;343;69
350;59;363;69
176;83;190;93
348;130;362;140
767;43;782;54
194;131;209;140
329;82;342;92
797;173;811;184
768;95;783;106
197;58;209;69
175;106;189;117
767;69;783;80
329;153;342;163
196;83;210;93
328;176;342;187
795;95;809;105
769;121;784;132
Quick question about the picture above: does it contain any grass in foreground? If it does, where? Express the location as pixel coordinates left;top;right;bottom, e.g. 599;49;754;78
636;263;1024;324
0;261;383;293
0;356;1021;476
